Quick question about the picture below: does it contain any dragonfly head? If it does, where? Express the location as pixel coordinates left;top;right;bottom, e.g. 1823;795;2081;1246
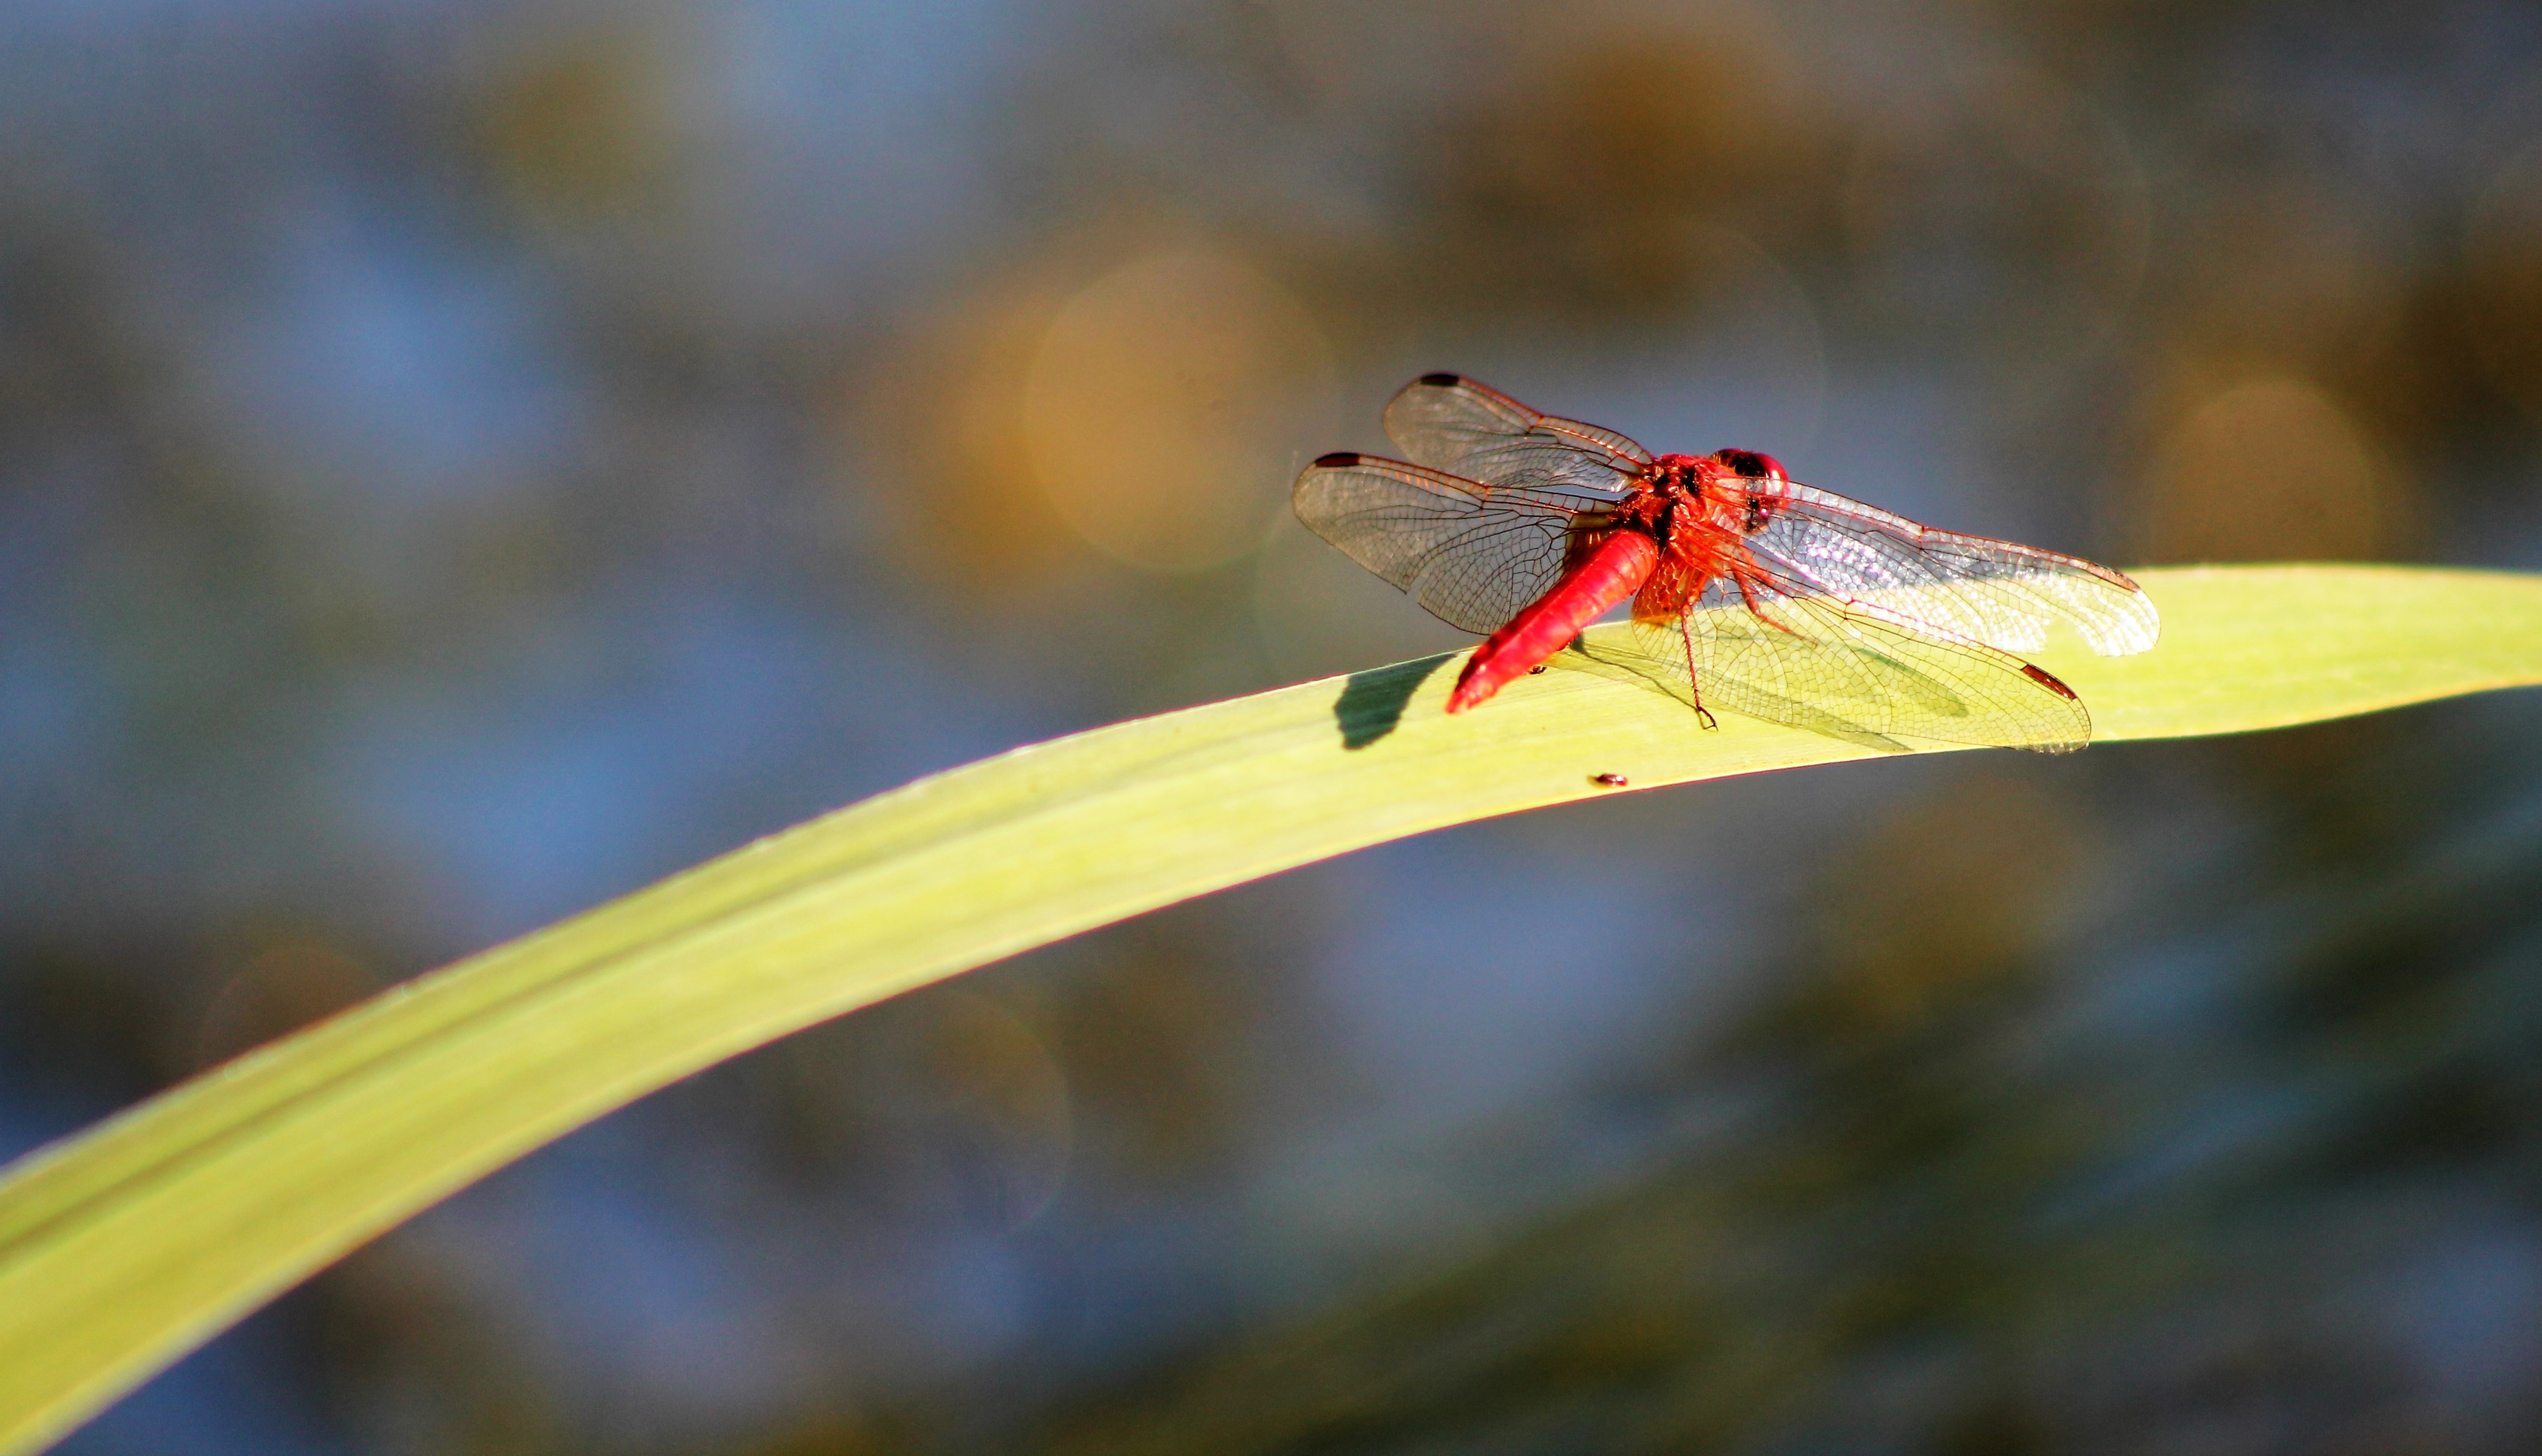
1708;449;1788;482
1683;450;1790;537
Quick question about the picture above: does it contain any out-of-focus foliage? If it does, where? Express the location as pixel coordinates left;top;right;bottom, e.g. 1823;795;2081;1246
3;1;2541;1453
1038;745;2542;1455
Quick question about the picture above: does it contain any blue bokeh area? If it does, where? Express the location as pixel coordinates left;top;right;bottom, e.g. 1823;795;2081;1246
8;2;2542;1452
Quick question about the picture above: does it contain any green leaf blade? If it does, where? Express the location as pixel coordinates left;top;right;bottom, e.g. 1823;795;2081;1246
2064;564;2542;739
0;564;2536;1455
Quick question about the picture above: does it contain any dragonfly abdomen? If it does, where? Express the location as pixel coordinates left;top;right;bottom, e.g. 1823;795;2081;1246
1446;531;1660;713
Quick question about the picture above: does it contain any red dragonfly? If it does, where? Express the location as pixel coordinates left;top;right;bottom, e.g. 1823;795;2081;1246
1293;374;2159;753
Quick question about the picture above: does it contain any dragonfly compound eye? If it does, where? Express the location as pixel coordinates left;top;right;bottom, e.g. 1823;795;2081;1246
1713;449;1788;481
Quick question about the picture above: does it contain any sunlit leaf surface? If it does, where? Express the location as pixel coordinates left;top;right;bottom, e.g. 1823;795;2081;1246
1;564;2537;1455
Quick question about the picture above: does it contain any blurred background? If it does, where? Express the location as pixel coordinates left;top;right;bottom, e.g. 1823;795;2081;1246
5;1;2542;1452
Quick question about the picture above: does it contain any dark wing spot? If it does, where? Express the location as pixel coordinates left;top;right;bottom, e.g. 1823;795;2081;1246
2021;663;2079;700
1418;371;1463;387
1313;451;1361;468
1591;772;1630;788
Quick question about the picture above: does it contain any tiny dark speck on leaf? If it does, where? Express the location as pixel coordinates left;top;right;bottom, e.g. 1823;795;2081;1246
1592;773;1629;788
1528;665;1547;675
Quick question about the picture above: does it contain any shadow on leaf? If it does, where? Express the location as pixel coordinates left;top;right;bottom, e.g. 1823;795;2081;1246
1334;657;1451;749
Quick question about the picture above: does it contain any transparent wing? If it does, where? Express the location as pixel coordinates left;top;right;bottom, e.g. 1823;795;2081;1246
1740;480;2160;657
1292;452;1621;635
1577;571;2095;753
1381;373;1652;493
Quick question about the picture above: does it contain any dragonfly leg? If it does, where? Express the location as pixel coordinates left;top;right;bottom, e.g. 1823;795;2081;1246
1677;620;1719;731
